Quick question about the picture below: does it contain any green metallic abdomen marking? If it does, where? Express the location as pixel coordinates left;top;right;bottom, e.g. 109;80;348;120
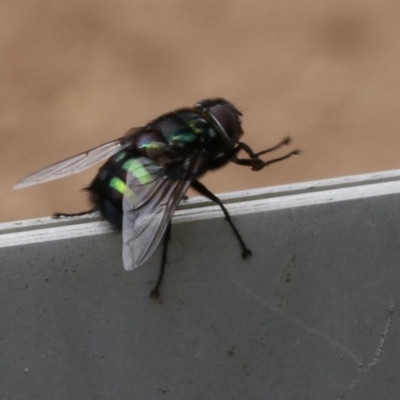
122;158;154;185
109;177;127;194
109;176;136;201
108;158;154;203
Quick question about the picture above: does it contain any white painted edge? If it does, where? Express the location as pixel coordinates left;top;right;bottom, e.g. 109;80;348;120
1;169;400;249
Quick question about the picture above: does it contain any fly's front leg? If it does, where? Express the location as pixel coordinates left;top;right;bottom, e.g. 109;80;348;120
240;136;291;158
235;137;301;171
191;180;252;259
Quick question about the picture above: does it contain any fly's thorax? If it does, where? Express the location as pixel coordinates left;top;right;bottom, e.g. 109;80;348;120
147;110;220;154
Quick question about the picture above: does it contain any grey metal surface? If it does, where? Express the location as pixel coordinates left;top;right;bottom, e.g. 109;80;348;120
1;172;400;399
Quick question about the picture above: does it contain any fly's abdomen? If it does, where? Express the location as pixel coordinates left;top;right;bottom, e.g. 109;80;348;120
87;150;156;229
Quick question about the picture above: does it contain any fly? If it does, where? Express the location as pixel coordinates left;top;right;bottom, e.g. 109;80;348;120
14;98;301;297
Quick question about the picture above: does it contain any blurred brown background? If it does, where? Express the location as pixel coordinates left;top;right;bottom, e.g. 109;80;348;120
2;0;400;223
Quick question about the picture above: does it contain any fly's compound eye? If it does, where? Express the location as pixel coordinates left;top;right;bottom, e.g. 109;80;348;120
194;98;243;149
207;104;243;148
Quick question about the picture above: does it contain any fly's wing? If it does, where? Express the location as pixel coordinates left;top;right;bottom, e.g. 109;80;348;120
14;137;131;189
122;155;204;271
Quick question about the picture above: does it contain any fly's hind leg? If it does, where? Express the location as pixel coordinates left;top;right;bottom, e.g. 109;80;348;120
150;222;172;299
52;209;97;219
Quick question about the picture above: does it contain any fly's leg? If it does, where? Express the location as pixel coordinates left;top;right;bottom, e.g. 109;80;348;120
150;222;172;299
235;138;301;171
191;180;252;259
206;137;299;172
240;136;292;157
52;209;97;219
192;137;299;259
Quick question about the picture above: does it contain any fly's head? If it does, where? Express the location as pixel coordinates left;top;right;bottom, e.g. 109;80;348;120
195;98;243;151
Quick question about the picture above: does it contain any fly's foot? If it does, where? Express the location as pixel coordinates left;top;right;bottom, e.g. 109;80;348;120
242;248;252;259
150;289;160;299
250;158;265;171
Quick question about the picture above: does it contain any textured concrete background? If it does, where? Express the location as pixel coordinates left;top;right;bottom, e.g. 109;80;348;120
2;0;400;222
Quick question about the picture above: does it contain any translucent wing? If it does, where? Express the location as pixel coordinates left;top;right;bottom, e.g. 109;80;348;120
122;155;204;271
14;137;130;189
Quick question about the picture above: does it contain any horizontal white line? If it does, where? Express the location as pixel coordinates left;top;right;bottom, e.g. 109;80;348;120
2;169;400;248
